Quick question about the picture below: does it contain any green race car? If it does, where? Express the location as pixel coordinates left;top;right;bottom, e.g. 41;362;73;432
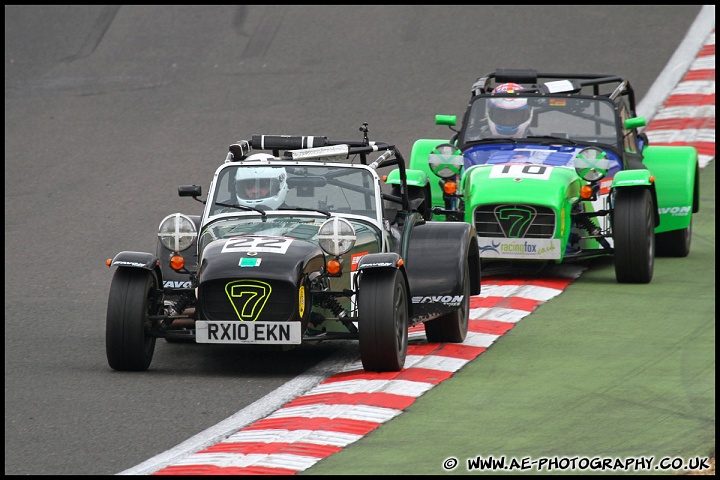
386;69;699;283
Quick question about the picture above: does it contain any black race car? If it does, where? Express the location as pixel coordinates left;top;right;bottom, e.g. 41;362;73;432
105;126;481;372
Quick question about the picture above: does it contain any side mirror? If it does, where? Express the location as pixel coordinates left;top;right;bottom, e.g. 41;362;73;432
624;116;646;130
178;185;202;197
435;115;457;127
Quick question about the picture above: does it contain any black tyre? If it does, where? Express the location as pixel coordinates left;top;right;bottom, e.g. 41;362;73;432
106;268;160;371
425;262;470;343
656;220;692;257
613;188;655;284
358;269;408;372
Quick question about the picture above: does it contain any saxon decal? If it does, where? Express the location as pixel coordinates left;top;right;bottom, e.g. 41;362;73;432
659;206;692;216
412;295;464;307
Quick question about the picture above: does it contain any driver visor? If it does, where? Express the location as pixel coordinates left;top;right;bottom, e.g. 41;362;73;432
237;178;278;199
489;104;530;127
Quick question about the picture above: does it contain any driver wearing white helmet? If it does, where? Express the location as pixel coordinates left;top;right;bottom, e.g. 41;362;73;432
235;154;289;210
487;82;533;138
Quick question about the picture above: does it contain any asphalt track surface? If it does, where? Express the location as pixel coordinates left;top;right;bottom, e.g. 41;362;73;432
4;5;714;475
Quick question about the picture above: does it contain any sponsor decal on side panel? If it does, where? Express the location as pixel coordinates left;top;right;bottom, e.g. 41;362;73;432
113;260;148;268
412;295;464;307
659;206;692;216
351;252;369;271
599;178;613;195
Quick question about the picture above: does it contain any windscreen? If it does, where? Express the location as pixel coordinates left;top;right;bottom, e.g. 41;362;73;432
461;95;618;145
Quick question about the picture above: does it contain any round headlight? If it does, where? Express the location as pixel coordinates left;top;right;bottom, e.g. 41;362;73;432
574;147;611;182
317;217;356;256
429;143;464;179
158;213;197;252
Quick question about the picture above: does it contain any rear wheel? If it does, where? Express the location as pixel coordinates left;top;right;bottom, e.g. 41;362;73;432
656;220;692;257
425;262;470;343
613;188;655;284
358;269;408;372
106;268;160;371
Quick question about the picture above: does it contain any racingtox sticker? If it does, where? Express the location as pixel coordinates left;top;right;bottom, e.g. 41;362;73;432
477;237;561;260
195;321;302;344
489;163;553;180
221;236;293;254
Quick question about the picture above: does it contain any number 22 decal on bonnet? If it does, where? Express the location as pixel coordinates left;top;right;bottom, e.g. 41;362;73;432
222;236;293;254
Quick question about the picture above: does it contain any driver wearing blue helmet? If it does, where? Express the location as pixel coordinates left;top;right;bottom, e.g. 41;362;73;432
487;82;533;138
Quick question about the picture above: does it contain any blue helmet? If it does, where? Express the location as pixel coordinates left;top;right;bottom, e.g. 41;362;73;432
487;82;532;137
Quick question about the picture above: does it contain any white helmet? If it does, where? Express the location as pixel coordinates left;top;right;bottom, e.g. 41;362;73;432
487;82;533;137
235;157;288;210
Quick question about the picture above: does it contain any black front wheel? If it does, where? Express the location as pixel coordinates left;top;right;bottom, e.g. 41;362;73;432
358;269;409;372
613;188;655;284
106;268;160;371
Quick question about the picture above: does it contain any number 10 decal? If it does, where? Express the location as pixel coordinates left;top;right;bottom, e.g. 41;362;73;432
490;163;552;180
